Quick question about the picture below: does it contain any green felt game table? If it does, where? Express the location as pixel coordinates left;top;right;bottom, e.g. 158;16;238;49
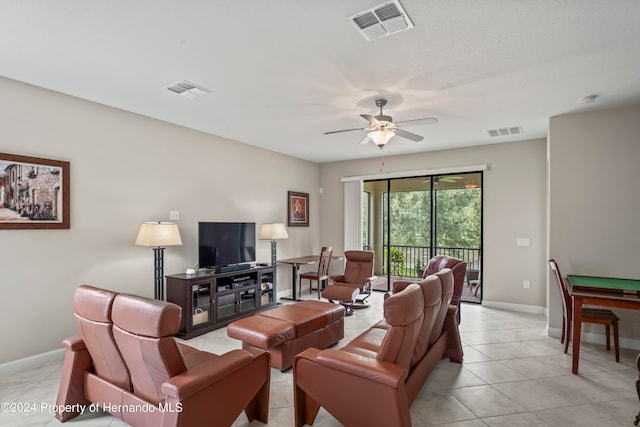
568;275;640;294
566;275;640;374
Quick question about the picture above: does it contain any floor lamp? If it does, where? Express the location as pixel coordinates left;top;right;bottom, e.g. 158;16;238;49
135;221;182;300
259;223;288;266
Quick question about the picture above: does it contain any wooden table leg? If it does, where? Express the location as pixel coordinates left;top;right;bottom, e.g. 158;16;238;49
572;295;583;374
635;353;640;425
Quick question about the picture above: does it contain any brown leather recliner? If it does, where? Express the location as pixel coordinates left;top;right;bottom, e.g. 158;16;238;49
391;255;467;322
294;270;463;427
55;285;271;427
323;250;375;309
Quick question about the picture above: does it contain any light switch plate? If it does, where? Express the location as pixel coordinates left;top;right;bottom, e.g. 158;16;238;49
170;211;180;220
516;237;530;247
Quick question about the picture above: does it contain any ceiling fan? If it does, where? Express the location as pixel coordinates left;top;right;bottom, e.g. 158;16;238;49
324;98;438;148
433;176;463;184
432;176;480;188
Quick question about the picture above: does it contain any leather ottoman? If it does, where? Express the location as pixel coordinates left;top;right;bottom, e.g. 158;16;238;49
321;285;360;315
227;300;345;371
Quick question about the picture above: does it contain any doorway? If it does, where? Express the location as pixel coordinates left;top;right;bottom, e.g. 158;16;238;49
363;172;483;303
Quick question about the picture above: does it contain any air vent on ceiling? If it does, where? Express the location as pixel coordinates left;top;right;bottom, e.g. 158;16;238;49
487;126;523;137
350;0;414;41
165;80;211;99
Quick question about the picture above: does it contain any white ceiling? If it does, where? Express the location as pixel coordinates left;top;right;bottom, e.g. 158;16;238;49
2;1;639;163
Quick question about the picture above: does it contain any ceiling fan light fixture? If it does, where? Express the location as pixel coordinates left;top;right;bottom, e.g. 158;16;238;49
464;179;478;189
325;97;435;145
368;129;395;147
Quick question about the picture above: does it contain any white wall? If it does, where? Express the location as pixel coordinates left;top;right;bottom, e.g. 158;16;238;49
0;77;320;364
548;104;640;345
319;139;548;310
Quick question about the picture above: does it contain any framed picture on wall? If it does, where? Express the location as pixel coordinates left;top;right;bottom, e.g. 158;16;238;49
288;191;309;226
0;152;70;229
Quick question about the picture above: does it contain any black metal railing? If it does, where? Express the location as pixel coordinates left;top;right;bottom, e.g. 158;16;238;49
382;244;480;277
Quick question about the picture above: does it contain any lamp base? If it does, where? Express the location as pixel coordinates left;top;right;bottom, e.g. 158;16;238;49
271;240;277;266
153;247;166;300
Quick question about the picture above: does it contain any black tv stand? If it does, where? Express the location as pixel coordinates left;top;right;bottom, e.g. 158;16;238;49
166;265;276;339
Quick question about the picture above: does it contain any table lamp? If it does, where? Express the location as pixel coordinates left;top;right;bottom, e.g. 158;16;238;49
135;221;182;300
259;223;288;266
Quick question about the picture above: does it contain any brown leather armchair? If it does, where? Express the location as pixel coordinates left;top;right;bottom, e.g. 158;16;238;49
323;250;375;309
55;285;271;427
391;255;467;322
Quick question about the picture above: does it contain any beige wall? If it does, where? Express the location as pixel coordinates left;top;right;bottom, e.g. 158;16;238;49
5;73;637;365
319;139;548;311
0;77;320;364
548;104;640;346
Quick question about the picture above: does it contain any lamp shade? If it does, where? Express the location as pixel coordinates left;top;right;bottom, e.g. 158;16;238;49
367;129;395;147
259;223;289;240
135;222;183;247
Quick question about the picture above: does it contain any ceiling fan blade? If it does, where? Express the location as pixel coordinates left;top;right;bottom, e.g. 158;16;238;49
394;129;424;142
395;117;439;126
359;135;371;145
324;127;367;135
439;176;463;183
361;114;380;126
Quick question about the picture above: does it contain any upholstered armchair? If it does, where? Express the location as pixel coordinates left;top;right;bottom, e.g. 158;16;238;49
55;285;271;427
390;255;467;322
323;250;375;308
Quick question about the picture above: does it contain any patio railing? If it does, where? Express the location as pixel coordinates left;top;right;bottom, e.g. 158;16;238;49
381;244;481;277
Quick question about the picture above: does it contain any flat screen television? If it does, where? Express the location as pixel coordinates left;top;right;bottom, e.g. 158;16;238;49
198;222;256;269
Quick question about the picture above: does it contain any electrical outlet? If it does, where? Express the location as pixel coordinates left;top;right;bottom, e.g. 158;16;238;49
170;211;180;221
523;280;530;289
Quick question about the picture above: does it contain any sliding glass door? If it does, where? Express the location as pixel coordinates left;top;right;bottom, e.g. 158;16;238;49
363;172;483;303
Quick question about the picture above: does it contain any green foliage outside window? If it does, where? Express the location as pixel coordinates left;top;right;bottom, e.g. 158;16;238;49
389;247;405;275
435;188;481;249
387;188;480;249
364;177;481;277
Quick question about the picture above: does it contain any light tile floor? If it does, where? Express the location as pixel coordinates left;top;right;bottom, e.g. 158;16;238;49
1;291;638;426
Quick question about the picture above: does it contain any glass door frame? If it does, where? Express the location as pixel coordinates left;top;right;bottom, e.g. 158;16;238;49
363;171;483;303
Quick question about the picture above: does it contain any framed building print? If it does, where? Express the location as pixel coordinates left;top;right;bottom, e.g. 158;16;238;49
288;191;309;226
0;152;70;229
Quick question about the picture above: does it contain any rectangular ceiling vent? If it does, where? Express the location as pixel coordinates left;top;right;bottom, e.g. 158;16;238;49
165;80;211;99
350;0;414;41
487;126;523;137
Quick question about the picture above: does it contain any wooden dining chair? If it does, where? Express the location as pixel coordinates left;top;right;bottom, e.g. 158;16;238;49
299;246;333;299
548;259;620;361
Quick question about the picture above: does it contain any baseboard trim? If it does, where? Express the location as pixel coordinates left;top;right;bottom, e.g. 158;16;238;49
0;348;65;378
481;299;548;315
